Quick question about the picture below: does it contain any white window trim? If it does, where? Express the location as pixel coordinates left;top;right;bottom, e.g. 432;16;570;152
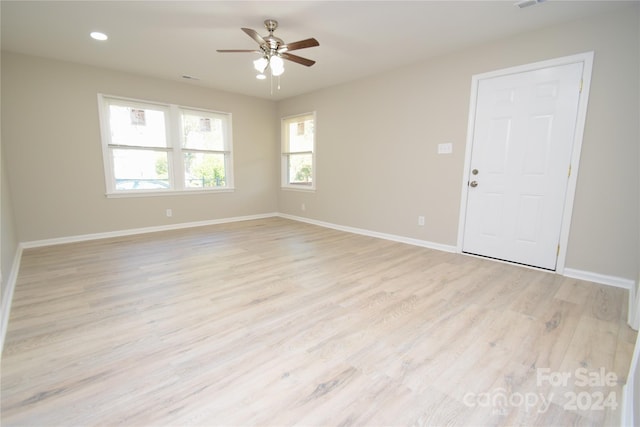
281;111;316;191
97;94;234;197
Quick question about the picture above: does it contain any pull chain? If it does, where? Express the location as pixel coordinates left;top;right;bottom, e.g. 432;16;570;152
268;71;282;96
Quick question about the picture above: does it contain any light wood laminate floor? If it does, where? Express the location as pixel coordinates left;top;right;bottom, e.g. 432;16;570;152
1;218;637;426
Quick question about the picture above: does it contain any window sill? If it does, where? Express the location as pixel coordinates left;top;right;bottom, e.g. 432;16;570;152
106;188;235;198
281;185;315;193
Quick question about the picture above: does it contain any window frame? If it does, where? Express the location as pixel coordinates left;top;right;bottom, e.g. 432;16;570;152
97;94;234;197
281;111;316;191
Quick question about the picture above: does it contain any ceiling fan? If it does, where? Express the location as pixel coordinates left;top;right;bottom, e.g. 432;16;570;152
217;19;319;77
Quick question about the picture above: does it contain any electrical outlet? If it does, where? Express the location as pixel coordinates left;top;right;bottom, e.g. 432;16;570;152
438;143;453;154
418;216;425;226
166;208;172;217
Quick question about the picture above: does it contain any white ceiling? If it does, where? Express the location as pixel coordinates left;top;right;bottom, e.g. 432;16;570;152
1;1;630;100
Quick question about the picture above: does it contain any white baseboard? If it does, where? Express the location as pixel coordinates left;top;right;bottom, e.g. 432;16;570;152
629;284;639;331
277;213;458;253
563;268;635;290
1;244;24;357
21;212;279;249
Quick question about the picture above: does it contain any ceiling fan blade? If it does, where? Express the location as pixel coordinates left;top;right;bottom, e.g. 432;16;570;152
216;49;261;53
279;38;319;52
281;52;316;67
241;27;266;46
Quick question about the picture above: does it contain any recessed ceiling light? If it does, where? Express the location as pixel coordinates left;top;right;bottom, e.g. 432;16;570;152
256;74;266;80
90;31;108;41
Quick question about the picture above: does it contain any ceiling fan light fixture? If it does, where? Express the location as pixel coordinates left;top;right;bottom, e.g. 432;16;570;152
269;55;284;68
253;57;268;73
271;64;285;77
270;55;285;76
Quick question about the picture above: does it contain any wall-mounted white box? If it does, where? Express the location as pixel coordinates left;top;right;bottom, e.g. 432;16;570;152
438;143;453;154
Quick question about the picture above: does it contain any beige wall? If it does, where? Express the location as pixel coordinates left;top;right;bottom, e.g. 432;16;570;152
1;5;638;283
278;5;640;281
1;57;19;320
0;54;19;303
1;52;279;242
1;154;17;299
635;3;640;423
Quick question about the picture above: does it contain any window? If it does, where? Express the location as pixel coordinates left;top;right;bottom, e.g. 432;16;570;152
98;95;233;196
281;112;315;190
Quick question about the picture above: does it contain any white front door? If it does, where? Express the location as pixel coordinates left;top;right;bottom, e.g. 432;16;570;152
461;61;584;270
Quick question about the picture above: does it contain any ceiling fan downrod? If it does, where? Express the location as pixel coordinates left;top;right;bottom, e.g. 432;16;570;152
264;19;278;33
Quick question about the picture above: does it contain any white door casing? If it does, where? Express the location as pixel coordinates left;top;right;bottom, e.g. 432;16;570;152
457;52;594;272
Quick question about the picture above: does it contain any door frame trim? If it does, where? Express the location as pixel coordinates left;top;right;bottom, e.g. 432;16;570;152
456;51;594;273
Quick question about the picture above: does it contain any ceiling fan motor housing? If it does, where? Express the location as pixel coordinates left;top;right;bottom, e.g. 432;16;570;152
263;20;283;52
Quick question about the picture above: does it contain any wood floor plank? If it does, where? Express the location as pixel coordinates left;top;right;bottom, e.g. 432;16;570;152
1;217;636;426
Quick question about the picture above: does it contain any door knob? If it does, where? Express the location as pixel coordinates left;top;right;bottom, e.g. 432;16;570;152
469;181;478;188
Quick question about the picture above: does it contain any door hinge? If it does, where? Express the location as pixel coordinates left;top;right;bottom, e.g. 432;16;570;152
568;164;572;178
557;244;560;256
579;79;583;93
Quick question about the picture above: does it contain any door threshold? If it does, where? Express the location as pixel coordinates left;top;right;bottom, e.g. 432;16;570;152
461;251;556;273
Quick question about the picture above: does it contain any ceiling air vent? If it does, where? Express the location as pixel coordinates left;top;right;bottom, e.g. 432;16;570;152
514;0;546;8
